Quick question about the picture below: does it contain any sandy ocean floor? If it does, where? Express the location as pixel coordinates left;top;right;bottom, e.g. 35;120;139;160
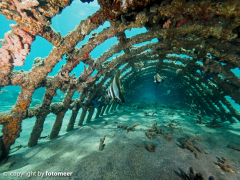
0;105;240;180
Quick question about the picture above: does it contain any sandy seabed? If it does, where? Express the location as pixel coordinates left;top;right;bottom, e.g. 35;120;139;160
0;106;240;180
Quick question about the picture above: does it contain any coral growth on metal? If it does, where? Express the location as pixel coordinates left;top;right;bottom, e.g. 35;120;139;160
0;0;240;158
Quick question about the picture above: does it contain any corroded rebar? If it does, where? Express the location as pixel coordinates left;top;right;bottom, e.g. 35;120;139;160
110;103;116;112
105;103;112;114
95;105;102;119
49;89;75;139
100;105;107;116
78;107;88;126
66;107;80;132
86;108;94;123
28;88;56;147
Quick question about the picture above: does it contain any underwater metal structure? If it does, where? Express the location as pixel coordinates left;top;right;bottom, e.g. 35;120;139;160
0;0;240;159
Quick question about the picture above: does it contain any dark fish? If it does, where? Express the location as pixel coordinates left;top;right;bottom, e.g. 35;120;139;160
92;98;100;108
80;0;94;3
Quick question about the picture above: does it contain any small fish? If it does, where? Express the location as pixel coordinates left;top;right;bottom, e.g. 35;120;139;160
166;90;170;95
154;73;164;84
92;98;100;108
190;103;196;108
163;84;168;88
108;71;125;105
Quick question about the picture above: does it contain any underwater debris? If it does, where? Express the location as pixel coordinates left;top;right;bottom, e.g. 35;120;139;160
117;123;139;133
164;120;181;134
179;112;191;117
179;127;183;133
179;167;214;180
104;121;108;126
117;124;128;129
190;103;197;112
227;145;240;152
215;157;237;173
196;112;203;124
206;114;224;128
144;141;156;152
151;112;157;117
99;135;106;151
144;123;172;141
151;122;160;134
145;131;156;140
159;129;172;142
126;124;140;133
182;137;203;159
162;109;177;116
142;111;150;116
9;145;27;154
39;135;49;140
134;140;157;152
142;110;157;117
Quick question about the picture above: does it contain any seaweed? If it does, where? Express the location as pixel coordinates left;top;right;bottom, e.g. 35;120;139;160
215;157;237;173
160;129;172;142
227;145;240;151
206;114;224;128
126;123;139;133
99;135;106;151
164;120;181;134
179;167;215;180
197;112;202;124
182;137;203;159
104;121;108;126
117;123;139;133
144;142;156;152
9;145;27;154
145;131;156;140
144;123;172;141
142;110;157;117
